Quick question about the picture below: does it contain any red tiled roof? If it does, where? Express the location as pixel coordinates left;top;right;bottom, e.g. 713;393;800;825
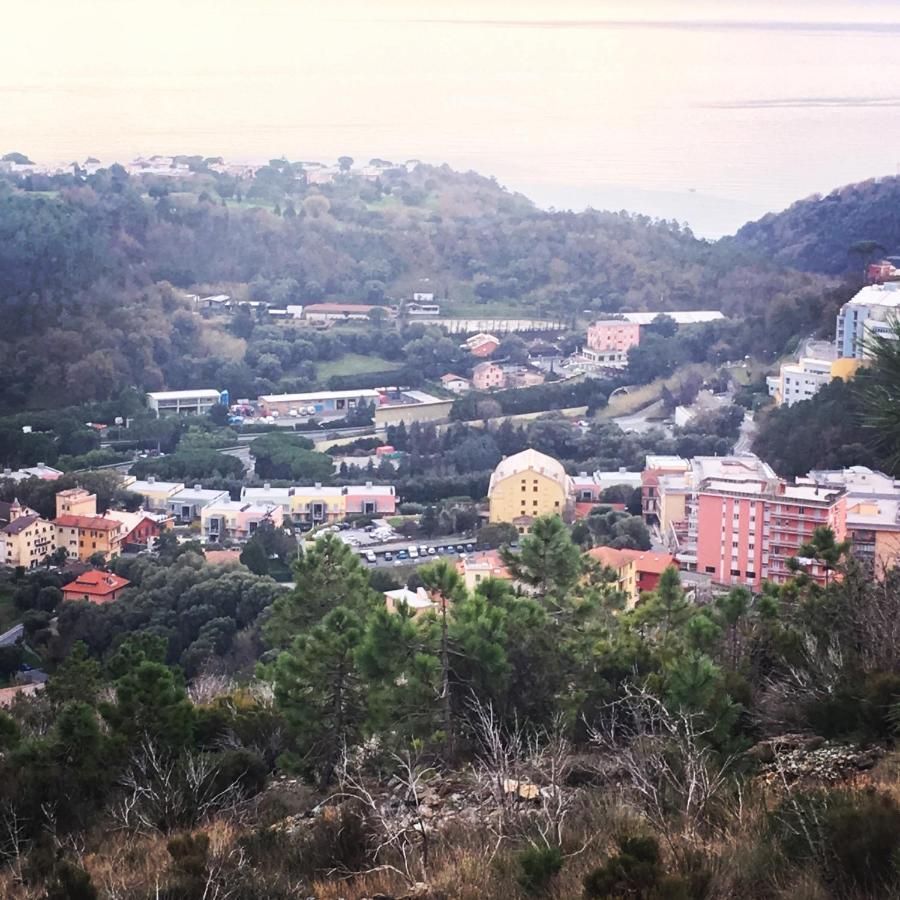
53;514;121;531
587;546;675;574
62;570;130;600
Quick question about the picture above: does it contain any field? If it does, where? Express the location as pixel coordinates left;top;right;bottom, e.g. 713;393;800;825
314;353;403;382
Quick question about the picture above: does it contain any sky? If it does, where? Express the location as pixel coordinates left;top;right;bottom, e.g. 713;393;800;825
3;0;900;236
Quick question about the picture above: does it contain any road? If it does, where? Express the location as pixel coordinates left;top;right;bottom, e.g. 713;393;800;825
733;413;757;454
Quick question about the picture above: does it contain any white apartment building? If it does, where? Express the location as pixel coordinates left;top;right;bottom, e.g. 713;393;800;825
835;282;900;358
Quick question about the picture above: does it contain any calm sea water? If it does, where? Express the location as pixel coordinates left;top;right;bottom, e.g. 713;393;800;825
3;2;900;236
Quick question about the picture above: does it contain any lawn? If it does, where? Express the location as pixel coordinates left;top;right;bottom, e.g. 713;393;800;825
314;353;403;382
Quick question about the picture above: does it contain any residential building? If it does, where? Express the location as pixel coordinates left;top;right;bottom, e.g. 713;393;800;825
146;389;224;417
123;478;186;513
587;546;676;608
1;464;63;482
835;282;900;358
586;320;641;365
167;486;231;523
103;510;169;550
406;300;441;316
384;586;438;617
440;373;470;394
695;480;846;590
571;469;642;504
464;333;501;358
53;514;123;562
866;259;900;284
240;482;396;526
0;511;56;569
0;500;37;527
455;550;511;592
55;487;98;518
488;448;574;533
641;456;690;523
799;466;900;576
502;365;545;389
472;361;507;391
200;500;284;543
62;570;131;604
258;389;380;418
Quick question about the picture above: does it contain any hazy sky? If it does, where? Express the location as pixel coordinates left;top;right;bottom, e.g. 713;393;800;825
4;0;900;235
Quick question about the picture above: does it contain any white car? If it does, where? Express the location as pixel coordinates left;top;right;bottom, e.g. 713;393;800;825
365;550;377;563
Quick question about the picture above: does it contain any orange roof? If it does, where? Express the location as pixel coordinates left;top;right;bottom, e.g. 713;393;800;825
587;546;675;574
62;570;130;601
54;514;121;532
456;549;511;580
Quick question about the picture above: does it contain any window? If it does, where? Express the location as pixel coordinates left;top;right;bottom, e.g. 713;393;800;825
705;566;716;574
533;486;539;492
730;568;741;577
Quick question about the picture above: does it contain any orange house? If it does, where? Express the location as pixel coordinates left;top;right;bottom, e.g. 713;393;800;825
53;514;123;562
62;570;131;604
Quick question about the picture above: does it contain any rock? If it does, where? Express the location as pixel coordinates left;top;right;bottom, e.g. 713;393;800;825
747;741;776;764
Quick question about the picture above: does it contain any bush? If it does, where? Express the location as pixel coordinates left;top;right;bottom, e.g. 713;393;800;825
516;844;564;894
771;788;900;892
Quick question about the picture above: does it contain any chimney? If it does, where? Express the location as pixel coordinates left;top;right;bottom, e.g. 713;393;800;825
263;483;271;490
148;476;155;484
314;482;322;489
194;484;202;491
366;481;373;488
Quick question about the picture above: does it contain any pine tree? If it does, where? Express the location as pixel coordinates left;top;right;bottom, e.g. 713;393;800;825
501;515;582;600
274;606;365;786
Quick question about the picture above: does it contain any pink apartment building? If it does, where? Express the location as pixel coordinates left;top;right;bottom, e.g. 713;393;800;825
695;481;847;590
587;320;641;355
343;483;397;517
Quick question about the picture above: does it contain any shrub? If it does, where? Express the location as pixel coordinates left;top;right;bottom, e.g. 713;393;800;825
516;844;565;894
771;788;900;892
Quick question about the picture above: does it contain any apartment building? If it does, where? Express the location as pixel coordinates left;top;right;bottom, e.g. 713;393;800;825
799;466;900;576
166;486;231;523
240;482;396;527
200;500;284;543
835;282;900;359
585;320;641;366
642;455;690;523
53;514;123;562
124;478;186;513
455;550;511;592
488;448;573;533
0;511;56;569
56;488;98;517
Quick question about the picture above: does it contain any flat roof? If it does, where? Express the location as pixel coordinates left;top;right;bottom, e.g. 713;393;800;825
619;311;726;325
127;479;185;493
147;390;220;401
259;389;381;403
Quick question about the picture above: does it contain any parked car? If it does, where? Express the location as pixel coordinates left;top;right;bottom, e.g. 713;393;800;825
427;546;436;555
384;551;393;561
365;551;377;563
456;545;466;553
397;550;408;560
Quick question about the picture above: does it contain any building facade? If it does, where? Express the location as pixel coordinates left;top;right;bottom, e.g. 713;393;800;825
200;501;284;542
0;513;56;569
835;282;900;358
586;320;641;365
147;389;223;417
53;514;123;562
488;448;573;533
472;361;507;391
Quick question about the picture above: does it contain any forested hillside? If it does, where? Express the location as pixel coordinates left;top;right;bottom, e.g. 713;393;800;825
0;158;843;410
729;175;900;275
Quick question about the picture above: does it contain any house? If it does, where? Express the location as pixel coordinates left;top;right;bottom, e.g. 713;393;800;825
123;478;186;513
103;509;169;550
472;361;507;391
440;373;470;394
62;570;131;604
384;586;438;617
488;448;574;534
146;389;223;417
0;510;56;569
587;546;676;608
240;482;396;526
455;550;512;592
464;333;501;358
167;486;231;523
200;500;283;543
585;320;641;366
0;500;38;527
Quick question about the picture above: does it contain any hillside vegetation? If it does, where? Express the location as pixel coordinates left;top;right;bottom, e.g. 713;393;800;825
0;159;842;411
729;175;900;275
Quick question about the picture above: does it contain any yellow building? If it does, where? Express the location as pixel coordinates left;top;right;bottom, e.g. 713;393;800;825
56;487;98;517
122;478;186;513
53;513;123;562
488;448;573;534
0;507;56;569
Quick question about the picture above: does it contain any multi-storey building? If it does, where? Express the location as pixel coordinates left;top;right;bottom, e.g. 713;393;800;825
587;546;676;608
585;320;641;366
53;514;123;562
835;282;900;358
146;389;223;417
799;466;900;576
641;455;690;523
200;500;284;543
124;478;186;513
488;448;573;534
166;486;231;523
56;488;98;518
472;361;506;391
240;482;396;527
0;507;56;569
